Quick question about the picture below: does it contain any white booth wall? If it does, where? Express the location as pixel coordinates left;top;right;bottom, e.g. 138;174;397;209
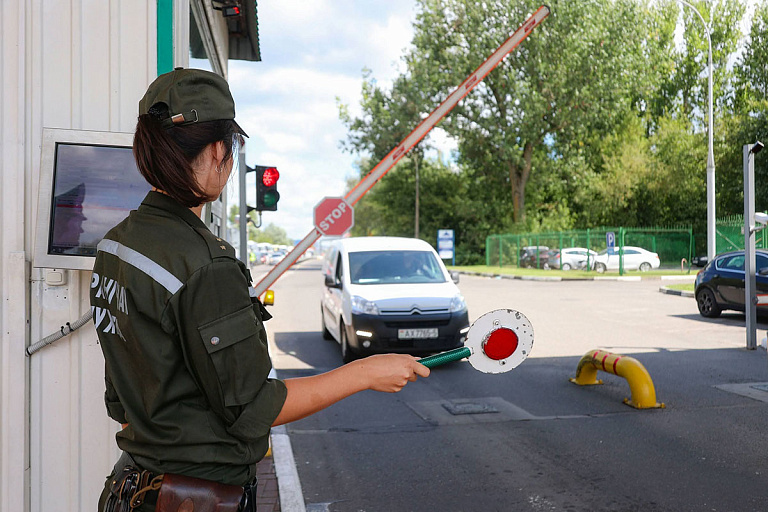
0;1;233;510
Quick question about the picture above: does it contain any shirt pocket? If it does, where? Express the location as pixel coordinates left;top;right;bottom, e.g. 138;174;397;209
198;305;266;407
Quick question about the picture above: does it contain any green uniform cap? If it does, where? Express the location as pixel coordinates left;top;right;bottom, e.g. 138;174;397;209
139;67;247;137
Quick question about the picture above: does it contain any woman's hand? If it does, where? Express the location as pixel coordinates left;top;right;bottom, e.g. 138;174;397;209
355;354;431;393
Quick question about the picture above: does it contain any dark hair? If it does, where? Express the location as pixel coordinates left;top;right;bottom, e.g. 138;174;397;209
133;104;239;207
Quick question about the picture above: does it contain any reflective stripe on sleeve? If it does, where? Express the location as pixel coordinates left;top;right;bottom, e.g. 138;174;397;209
97;239;183;294
249;287;257;297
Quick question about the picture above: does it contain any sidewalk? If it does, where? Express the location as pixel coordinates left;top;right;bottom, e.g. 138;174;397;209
255;453;280;511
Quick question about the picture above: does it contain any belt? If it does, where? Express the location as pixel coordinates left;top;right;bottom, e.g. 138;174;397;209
107;452;257;512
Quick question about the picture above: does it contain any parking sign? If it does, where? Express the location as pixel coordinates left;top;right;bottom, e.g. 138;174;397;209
438;229;455;265
607;232;615;249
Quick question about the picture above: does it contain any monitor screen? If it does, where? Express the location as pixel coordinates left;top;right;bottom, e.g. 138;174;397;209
34;128;151;270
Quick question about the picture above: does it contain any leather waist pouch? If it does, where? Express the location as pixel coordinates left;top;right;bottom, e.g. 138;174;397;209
155;473;243;512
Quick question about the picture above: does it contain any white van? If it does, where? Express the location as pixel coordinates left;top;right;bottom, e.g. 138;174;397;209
321;236;470;362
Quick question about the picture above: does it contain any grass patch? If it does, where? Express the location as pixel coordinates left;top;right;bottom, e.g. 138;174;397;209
665;283;695;292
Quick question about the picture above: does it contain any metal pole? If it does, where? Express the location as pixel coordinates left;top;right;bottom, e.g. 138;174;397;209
744;144;757;350
678;0;715;261
238;149;248;265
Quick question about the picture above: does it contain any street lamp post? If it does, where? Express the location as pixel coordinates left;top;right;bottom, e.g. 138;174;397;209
679;0;715;262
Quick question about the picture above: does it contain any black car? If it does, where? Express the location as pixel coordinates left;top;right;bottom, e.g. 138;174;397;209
694;249;768;318
519;246;550;269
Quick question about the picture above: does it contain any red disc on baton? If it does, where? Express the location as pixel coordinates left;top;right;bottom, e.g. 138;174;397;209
483;328;519;360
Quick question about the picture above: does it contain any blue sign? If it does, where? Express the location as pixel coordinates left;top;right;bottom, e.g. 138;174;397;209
606;232;615;249
437;229;455;265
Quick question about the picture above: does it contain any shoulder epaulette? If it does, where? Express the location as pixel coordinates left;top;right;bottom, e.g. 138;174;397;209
192;226;237;261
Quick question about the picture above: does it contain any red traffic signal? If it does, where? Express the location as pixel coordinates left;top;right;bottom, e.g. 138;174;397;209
261;167;279;187
252;165;280;211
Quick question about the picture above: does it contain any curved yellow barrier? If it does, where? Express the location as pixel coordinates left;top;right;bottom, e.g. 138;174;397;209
570;350;665;409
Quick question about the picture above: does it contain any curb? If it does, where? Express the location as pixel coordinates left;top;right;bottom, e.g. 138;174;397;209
271;424;306;512
659;285;695;298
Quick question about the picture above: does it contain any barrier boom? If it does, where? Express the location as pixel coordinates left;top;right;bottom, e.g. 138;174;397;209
253;6;550;297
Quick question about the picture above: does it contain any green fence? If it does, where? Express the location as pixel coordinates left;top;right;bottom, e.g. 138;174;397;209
716;215;768;252
486;226;694;272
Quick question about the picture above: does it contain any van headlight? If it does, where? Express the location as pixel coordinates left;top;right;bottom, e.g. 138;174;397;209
351;296;380;315
449;294;467;313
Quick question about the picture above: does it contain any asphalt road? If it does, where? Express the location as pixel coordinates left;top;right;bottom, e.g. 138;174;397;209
260;260;768;512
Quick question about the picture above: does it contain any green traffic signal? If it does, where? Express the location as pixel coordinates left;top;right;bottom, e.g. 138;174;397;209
262;189;280;208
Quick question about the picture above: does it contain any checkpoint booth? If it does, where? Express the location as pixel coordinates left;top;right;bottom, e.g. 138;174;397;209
0;2;261;510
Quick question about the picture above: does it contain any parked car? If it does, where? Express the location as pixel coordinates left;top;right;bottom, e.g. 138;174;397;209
551;247;598;271
263;250;286;265
592;246;660;273
695;249;768;318
321;236;470;362
691;255;709;267
519;246;550;269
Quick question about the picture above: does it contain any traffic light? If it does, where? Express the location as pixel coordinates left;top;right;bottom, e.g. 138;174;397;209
253;165;280;211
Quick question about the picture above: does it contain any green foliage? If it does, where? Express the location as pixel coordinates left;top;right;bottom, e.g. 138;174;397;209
228;204;260;241
339;0;762;263
255;223;291;246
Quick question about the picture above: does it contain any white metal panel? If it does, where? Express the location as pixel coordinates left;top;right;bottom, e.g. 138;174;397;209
23;1;155;511
175;0;191;69
0;0;31;510
2;0;239;510
1;254;30;512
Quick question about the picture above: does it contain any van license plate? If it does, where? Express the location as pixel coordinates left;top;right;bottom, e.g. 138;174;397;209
398;328;438;340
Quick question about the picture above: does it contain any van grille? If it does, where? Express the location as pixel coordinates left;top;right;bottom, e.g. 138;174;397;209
380;307;449;315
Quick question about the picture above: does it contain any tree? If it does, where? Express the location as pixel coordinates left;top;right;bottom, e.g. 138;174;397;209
256;223;292;246
718;1;768;217
339;71;430;237
669;0;745;122
405;0;655;223
228;204;260;241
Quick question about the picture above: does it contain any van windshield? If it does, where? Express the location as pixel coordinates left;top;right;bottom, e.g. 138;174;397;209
348;250;447;285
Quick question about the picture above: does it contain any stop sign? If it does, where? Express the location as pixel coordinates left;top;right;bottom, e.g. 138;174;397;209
314;197;354;236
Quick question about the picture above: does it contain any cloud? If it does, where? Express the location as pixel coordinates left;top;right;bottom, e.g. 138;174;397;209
226;1;417;240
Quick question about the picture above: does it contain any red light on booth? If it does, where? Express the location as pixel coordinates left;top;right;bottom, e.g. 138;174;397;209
483;327;518;360
262;167;279;187
221;6;241;17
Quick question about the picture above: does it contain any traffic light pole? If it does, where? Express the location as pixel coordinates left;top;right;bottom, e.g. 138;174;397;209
252;5;551;297
237;148;248;265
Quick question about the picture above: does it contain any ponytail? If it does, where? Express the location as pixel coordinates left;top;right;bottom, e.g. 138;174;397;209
133;105;239;207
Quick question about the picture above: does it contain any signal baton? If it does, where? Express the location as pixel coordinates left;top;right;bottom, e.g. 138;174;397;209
418;309;534;373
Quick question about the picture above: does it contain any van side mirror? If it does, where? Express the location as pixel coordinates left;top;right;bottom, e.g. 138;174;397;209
450;271;460;284
325;274;342;289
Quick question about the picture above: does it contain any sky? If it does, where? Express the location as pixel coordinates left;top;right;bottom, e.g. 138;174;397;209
210;1;758;242
224;0;430;241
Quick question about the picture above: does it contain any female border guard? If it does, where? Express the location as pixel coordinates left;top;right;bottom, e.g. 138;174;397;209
92;68;430;511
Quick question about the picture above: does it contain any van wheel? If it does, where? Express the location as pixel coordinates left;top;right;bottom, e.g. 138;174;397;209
340;321;357;363
595;262;607;273
562;263;571;271
321;307;333;340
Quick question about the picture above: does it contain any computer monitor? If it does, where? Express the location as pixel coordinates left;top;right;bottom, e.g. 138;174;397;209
33;128;151;270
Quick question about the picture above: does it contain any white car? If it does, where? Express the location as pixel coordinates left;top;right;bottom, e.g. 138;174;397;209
321;236;469;362
552;247;598;270
593;246;660;273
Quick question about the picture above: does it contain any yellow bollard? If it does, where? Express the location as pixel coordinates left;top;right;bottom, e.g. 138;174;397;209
570;350;665;409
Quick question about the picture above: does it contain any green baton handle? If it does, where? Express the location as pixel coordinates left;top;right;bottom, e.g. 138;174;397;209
418;346;472;369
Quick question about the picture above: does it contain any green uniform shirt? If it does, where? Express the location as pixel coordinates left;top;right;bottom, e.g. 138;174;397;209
91;191;287;485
